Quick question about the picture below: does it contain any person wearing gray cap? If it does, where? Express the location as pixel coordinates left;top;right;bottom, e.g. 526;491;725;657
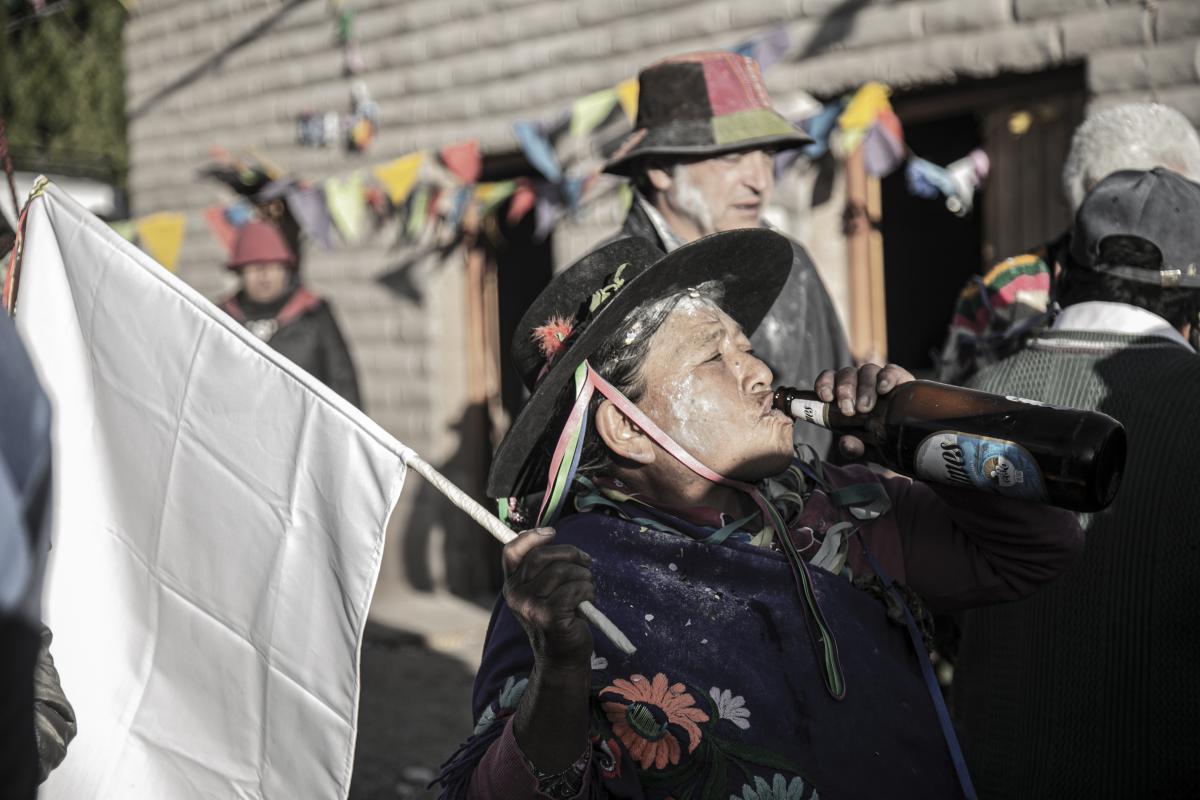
936;102;1200;386
950;167;1200;798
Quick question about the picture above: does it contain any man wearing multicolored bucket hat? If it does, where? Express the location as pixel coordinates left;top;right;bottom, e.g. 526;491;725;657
434;229;1081;799
220;220;361;407
605;51;851;459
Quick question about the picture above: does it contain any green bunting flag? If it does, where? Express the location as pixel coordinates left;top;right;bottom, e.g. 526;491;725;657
570;89;619;138
325;171;368;244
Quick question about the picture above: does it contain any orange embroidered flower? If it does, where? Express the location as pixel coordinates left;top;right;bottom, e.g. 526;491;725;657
600;672;710;770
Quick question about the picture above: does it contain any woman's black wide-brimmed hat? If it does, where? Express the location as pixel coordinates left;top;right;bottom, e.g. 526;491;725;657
604;51;812;176
487;228;793;499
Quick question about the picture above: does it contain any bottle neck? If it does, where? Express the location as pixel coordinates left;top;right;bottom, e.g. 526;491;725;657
773;387;869;431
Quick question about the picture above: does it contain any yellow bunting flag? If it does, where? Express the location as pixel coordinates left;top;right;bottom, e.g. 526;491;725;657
372;152;425;205
325;172;368;244
615;78;639;122
134;213;185;272
570;89;619;138
838;81;892;133
474;181;517;213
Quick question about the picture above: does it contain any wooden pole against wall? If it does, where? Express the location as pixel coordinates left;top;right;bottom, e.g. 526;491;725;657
844;147;887;365
845;148;872;363
866;174;888;363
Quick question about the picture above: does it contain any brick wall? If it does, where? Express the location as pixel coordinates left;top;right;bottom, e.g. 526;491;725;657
123;0;1200;600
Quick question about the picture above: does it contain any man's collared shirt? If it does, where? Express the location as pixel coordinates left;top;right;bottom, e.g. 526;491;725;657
1051;300;1193;351
635;192;688;252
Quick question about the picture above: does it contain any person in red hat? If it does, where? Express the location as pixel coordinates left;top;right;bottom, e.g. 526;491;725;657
605;51;852;460
221;220;361;407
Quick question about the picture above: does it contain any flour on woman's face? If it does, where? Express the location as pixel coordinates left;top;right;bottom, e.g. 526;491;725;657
634;298;794;482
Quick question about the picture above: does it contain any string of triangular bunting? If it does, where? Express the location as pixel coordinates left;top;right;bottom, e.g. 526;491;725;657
106;25;997;273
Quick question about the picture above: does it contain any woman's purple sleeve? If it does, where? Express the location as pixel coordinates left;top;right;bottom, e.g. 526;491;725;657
885;474;1084;613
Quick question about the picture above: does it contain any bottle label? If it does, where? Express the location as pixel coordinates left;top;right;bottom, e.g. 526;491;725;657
789;398;829;428
914;431;1046;501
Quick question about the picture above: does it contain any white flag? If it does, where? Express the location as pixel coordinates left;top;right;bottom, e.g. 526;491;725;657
14;180;409;799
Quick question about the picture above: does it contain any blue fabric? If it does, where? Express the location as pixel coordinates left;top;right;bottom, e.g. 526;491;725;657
0;313;52;623
452;505;964;799
799;100;845;160
860;544;976;800
513;120;563;184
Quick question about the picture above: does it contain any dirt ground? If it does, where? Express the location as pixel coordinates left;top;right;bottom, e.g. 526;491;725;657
348;623;480;800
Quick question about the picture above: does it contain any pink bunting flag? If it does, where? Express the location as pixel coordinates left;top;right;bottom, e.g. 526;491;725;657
507;178;537;225
863;109;906;178
440;140;482;185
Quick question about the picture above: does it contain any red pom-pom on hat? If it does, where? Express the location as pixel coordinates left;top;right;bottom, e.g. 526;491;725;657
532;315;574;363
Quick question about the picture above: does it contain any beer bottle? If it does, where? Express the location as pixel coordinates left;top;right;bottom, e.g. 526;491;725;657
773;380;1126;513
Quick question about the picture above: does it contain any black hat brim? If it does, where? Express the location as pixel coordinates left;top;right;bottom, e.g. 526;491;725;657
487;228;792;498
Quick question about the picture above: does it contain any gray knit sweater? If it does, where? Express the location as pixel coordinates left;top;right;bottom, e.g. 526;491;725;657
953;328;1200;799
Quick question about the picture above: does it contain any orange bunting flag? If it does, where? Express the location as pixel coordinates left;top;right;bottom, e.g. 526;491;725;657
440;139;482;185
203;206;238;254
372;152;425;205
134;213;186;272
615;78;639;122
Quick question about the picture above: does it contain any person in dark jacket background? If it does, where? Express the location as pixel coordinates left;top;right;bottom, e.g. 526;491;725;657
220;220;362;408
603;50;852;459
952;168;1200;798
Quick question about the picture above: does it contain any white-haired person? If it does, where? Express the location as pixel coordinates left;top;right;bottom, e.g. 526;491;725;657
936;102;1200;384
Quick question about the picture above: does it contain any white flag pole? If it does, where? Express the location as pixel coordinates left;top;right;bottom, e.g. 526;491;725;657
399;449;637;656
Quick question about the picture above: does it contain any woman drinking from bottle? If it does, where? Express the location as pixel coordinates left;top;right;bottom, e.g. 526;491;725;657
435;230;1084;800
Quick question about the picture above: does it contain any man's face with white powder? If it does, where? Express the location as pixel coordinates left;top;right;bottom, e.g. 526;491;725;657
647;149;775;243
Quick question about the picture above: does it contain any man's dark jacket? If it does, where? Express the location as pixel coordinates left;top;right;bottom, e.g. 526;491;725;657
621;202;852;456
955;326;1200;798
